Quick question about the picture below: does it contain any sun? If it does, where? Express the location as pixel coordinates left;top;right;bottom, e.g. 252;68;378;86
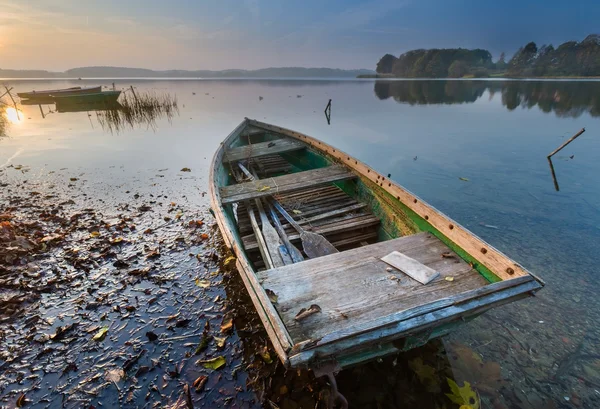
5;107;24;124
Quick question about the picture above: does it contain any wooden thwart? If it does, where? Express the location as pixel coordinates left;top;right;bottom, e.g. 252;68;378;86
224;139;306;162
220;165;356;204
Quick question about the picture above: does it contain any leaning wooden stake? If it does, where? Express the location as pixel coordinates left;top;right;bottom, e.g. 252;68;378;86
4;86;20;120
547;157;560;191
547;128;585;158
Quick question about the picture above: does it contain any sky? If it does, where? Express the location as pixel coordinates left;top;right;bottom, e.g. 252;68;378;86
0;0;599;71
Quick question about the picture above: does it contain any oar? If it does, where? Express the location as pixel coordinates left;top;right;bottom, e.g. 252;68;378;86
254;199;285;267
265;200;304;263
246;201;274;269
238;162;285;268
270;199;338;259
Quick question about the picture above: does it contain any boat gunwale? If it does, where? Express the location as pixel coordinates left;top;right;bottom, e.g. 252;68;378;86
208;118;294;366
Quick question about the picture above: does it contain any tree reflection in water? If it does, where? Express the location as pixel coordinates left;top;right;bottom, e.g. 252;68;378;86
374;80;600;118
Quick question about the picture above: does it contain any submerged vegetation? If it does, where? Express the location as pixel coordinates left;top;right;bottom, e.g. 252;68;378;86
375;34;600;78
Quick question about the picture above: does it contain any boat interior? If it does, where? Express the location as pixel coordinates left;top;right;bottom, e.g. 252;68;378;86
215;122;538;355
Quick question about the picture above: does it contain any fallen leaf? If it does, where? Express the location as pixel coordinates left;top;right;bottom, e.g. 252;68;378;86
16;394;26;407
196;356;226;370
195;333;212;354
181;167;191;172
459;177;469;182
92;327;109;341
445;276;455;282
70;177;79;181
193;375;208;392
200;233;209;240
105;368;125;383
295;304;321;321
265;289;278;303
258;186;271;192
214;336;227;348
110;237;124;244
220;316;233;333
259;346;273;364
146;249;160;259
90;231;100;238
175;210;183;220
446;379;480;409
292;209;302;215
195;279;210;288
223;255;236;266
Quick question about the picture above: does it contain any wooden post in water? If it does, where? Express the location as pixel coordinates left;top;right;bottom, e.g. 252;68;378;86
4;86;20;120
324;99;332;125
130;85;139;103
547;128;585;159
38;104;45;119
547;157;559;191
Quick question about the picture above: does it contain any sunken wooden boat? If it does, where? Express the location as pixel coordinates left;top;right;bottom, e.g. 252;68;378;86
209;118;544;370
17;86;102;99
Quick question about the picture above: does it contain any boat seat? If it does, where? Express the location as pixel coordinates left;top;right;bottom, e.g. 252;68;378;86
220;165;356;204
224;139;306;162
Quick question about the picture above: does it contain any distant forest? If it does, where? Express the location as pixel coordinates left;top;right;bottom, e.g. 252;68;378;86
375;34;600;78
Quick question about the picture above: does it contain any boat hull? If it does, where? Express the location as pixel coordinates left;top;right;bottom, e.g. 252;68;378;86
17;86;102;99
53;91;121;106
209;118;544;370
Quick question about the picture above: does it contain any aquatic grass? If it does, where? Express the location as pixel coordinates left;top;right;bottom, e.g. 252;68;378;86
95;89;179;133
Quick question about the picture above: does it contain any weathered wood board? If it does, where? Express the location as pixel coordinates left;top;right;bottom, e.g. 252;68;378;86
220;165;356;204
381;251;440;284
225;139;306;162
258;232;488;343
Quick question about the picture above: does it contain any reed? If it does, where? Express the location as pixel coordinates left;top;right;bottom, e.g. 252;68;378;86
96;89;179;133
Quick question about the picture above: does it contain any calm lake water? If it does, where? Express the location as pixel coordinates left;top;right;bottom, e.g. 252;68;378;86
1;79;600;408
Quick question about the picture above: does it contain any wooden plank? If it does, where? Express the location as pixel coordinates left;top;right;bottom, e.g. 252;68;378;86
381;251;440;285
224;139;305;162
220;165;356;204
288;280;541;367
259;233;486;343
246;119;544;283
312;275;535;349
247;202;274;269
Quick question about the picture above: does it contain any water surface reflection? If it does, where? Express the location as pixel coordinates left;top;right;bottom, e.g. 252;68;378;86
374;80;600;117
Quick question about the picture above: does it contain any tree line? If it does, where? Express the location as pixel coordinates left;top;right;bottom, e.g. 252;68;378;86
376;34;600;78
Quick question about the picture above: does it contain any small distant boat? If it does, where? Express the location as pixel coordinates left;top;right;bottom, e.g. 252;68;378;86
55;99;122;113
210;118;544;371
53;90;121;105
17;86;102;99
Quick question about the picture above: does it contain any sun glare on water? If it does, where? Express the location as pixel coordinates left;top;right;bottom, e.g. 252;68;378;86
5;107;24;124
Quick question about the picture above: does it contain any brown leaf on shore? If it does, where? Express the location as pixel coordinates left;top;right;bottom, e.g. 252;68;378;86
193;375;208;392
16;394;26;407
220;316;233;333
105;368;125;383
146;249;160;259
